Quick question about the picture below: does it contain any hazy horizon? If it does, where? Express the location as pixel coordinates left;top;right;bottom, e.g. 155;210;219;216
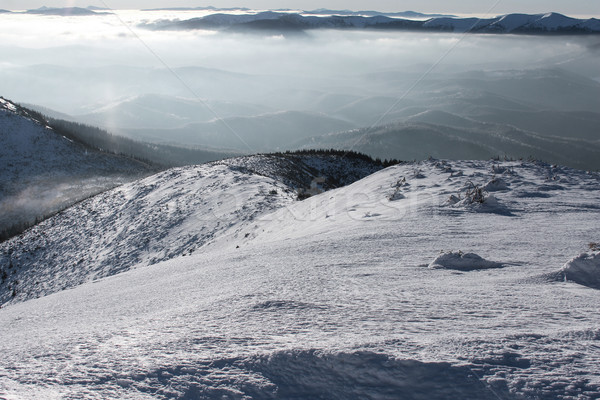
1;7;599;169
2;0;599;17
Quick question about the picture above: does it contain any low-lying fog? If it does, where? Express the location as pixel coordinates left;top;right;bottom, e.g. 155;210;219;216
1;9;599;167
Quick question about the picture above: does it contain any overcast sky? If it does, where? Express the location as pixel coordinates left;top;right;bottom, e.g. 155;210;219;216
2;0;598;16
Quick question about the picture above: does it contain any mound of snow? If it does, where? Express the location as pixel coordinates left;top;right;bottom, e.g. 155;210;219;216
428;251;503;271
561;252;600;289
483;177;509;192
447;185;513;216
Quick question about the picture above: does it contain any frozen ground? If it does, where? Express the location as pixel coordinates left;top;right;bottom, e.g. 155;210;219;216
1;158;599;399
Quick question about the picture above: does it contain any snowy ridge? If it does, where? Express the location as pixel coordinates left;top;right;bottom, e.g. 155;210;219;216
142;11;600;34
0;153;384;305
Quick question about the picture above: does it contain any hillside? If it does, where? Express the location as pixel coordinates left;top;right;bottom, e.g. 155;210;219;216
0;156;599;398
0;97;153;240
0;151;389;304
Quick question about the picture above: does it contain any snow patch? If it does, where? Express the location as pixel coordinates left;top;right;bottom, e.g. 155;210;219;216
0;98;17;112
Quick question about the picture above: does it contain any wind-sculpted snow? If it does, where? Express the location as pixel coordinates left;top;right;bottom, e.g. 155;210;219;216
558;252;600;289
1;158;600;399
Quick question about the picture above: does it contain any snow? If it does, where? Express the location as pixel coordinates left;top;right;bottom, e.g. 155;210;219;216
482;177;509;192
0;97;17;112
561;252;600;289
1;158;600;398
428;251;503;271
0;153;381;305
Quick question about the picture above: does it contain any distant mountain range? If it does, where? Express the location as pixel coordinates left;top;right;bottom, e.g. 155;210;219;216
12;7;599;34
23;6;109;16
141;11;600;35
140;7;454;19
302;9;455;18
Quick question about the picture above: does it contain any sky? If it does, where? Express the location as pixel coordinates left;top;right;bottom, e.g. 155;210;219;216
1;0;598;17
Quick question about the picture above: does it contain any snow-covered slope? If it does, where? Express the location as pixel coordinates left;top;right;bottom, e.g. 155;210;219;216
1;157;599;399
0;97;152;239
0;153;385;305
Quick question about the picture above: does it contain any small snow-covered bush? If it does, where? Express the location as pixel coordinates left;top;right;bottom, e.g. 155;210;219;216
412;169;425;179
589;243;600;252
388;177;408;201
388;190;405;201
463;182;486;204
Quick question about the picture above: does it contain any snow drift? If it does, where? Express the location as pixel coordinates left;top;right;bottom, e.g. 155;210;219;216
561;252;600;289
428;251;503;271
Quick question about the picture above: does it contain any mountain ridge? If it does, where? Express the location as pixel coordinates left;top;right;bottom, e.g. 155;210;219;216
140;11;600;35
0;151;394;305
